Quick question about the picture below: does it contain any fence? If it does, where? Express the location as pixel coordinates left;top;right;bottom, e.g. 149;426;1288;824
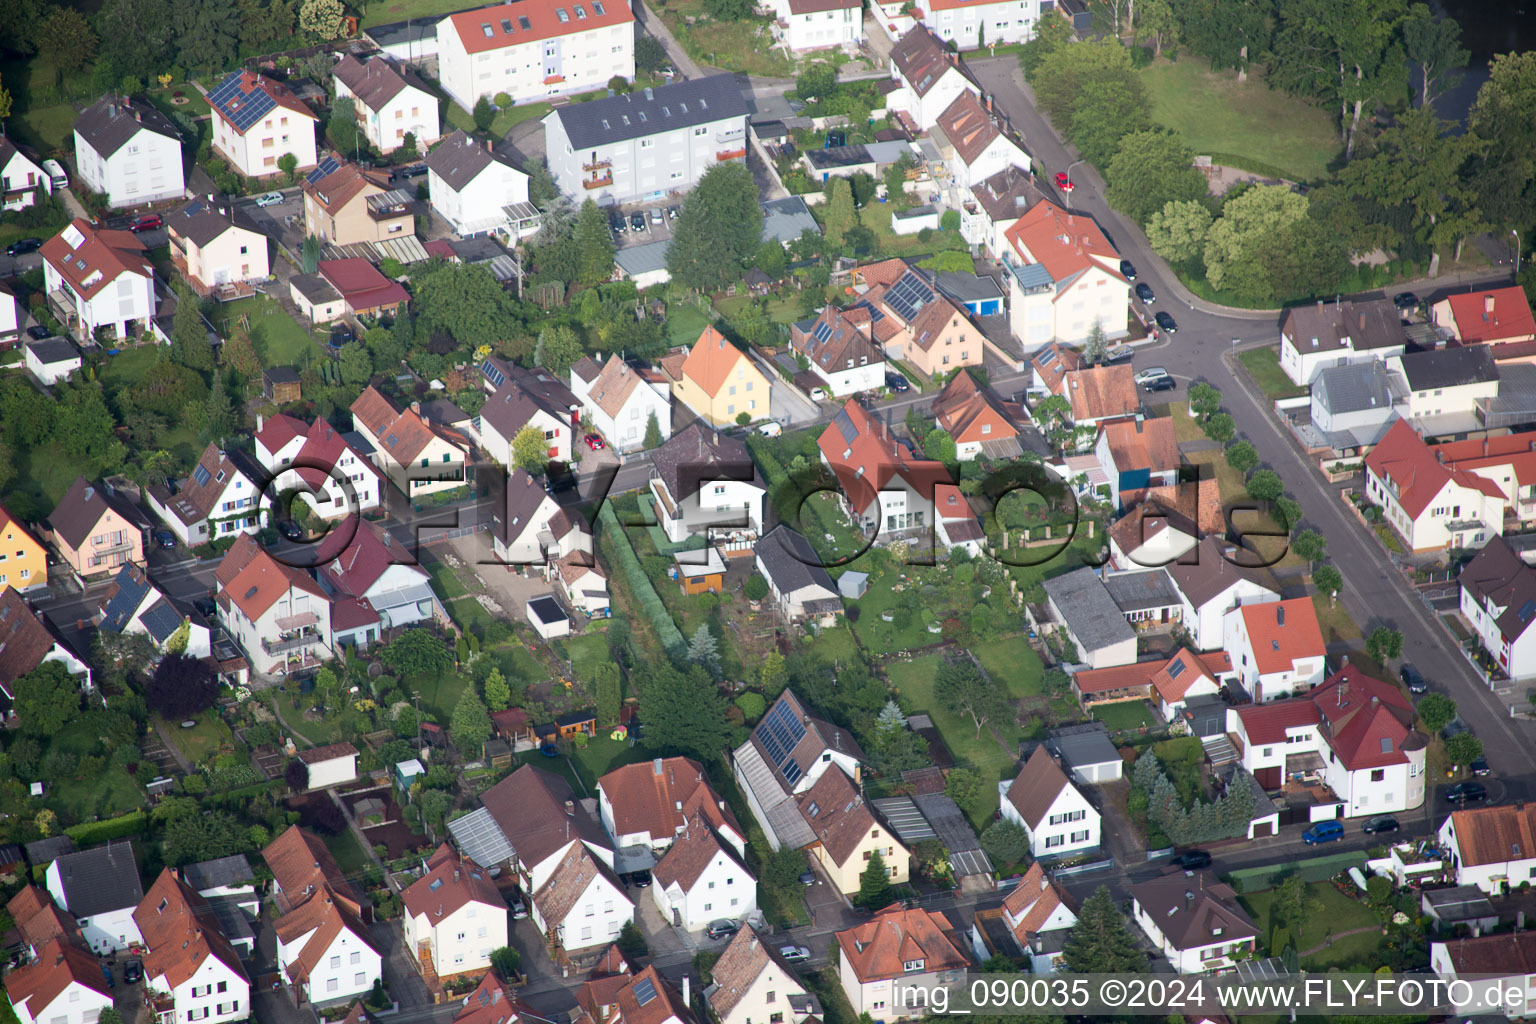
1227;850;1365;892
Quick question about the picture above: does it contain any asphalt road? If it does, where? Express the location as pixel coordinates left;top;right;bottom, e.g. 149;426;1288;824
967;56;1536;787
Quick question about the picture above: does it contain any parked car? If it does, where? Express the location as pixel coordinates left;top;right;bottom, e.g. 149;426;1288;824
779;946;811;964
667;205;680;220
1053;171;1073;192
629;211;646;232
1134;367;1171;386
1470;757;1491;777
707;920;738;940
1142;375;1177;392
1168;850;1211;870
1401;664;1427;694
1102;344;1134;363
510;897;528;919
6;237;42;257
1394;291;1420;310
25;324;51;340
610;212;626;234
255;192;284;208
153;529;176;549
650;207;664;224
101;964;114;988
130;214;163;232
885;372;910;393
1135;282;1155;304
1154;311;1178;334
1302;821;1345;845
757;421;783;437
1445;781;1487;803
625;870;652;889
798;870;816;886
1119;259;1137;280
584;433;605;451
123;960;142;985
277;520;304;541
809;386;828;401
1361;815;1400;834
193;598;217;619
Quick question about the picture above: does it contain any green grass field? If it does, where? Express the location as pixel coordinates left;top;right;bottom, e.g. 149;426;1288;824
1138;59;1341;183
444;101;553;138
161;712;233;767
1091;700;1157;732
560;633;612;685
569;734;651;790
655;4;795;77
218;295;325;368
888;654;1022;806
666;303;712;347
1238;347;1307;401
325;826;373;876
972;637;1045;697
1239;882;1381;968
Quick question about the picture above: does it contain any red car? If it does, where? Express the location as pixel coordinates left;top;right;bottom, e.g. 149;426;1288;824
584;433;605;451
130;214;162;232
1053;172;1074;192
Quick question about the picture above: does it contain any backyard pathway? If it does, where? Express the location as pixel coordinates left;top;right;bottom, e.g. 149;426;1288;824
269;698;316;748
150;718;194;773
1298;925;1380;958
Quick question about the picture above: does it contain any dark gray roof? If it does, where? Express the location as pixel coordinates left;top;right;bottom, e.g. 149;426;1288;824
182;854;255;893
100;565;154;633
167;197;260;248
761;196;819;245
139;598;184;643
1422;885;1497;922
969;165;1048;223
496;469;554;546
650;423;761;504
1046;723;1121;769
910;792;991;877
48;477;143;551
27;337;79;365
755;524;837;600
264;366;302;385
1398;345;1499;391
527;595;568;625
1165;536;1277;610
425;129;522;189
1282;298;1403;353
1041;568;1136;653
1129;872;1258;951
551;75;748;150
51;841;143;916
332;54;431;113
480;366;579;441
364;14;445;48
934;270;1004;305
806;145;873;170
1312;360;1398;416
614;239;671;277
448;235;509;263
74;96;180;157
25;836;76;866
290;273;343;304
1102;568;1181;613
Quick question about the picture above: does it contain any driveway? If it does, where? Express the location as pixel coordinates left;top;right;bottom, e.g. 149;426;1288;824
769;375;821;427
441;535;554;618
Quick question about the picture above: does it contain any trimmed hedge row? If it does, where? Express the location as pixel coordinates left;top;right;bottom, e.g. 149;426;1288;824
598;502;687;662
1227;849;1365;892
65;810;147;845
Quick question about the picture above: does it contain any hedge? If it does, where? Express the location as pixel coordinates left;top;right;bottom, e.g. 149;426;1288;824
598;502;686;662
1226;849;1365;892
65;810;147;845
1203;152;1306;184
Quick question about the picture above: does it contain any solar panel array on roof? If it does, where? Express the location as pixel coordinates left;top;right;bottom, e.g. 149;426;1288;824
481;358;507;388
886;272;934;321
758;699;807;787
192;464;212;487
633;977;657;1006
306;155;341;185
831;407;857;444
851;299;884;323
209;72;276;133
812;320;834;344
1167;659;1185;679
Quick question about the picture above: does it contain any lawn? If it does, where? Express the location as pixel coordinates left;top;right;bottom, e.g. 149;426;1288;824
160;711;234;767
656;5;795;77
1183;449;1300;569
325;826;372;876
1138;59;1341;183
49;770;145;823
559;633;612;686
1;441;98;516
666;303;712;348
803;621;860;663
569;734;650;791
1311;593;1361;646
1166;402;1206;444
1238;347;1307;401
444;101;553;138
11;103;76;161
278;703;344;747
972;636;1044;698
424;556;470;600
1239;881;1382;968
218;295;325;368
407;669;472;724
1091;700;1158;732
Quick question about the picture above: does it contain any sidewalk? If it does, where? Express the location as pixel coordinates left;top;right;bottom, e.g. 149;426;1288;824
633;0;705;79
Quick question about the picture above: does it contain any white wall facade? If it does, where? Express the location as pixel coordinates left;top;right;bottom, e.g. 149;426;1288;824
1;147;52;211
1366;469;1503;553
924;0;1039;48
428;160;532;238
74;127;185;208
545;109;748;207
42;260;154;342
652;850;755;932
1461;578;1536;679
213;108;318;180
278;924;379;1003
777;4;862;51
1439;815;1536;894
533;874;631;953
158;952;248;1024
1180;582;1280;653
336;80;440;154
1221;609;1325;701
402;899;507;978
997;779;1099;858
437;19;634;111
1130;901;1252;975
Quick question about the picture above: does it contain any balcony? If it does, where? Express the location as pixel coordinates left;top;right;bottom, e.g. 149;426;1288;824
582;158;612;172
582;173;614;189
263;631;322;656
716;148;747;161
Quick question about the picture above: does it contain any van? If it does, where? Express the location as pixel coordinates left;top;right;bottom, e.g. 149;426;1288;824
41;159;68;190
757;421;783;438
1301;821;1344;845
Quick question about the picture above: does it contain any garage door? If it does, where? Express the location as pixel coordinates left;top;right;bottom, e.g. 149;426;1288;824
1251;820;1275;838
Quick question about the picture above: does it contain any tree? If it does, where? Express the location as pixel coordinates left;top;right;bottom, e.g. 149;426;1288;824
1031;38;1141;125
328;97;360;158
1415;693;1456;735
1446;732;1483;769
822;177;856;251
36;8;98;79
511;424;551;474
1134;0;1178;55
574;199;616;286
922;428;956;465
473;96;495;133
201;381;237;444
170;296;214;372
54;383;125;474
1225;440;1260;474
688;624;720;678
1105;131;1210;227
483;668;512;712
1366;627;1404;664
489;947;521;982
221;329;262;383
1203;412;1235;444
13;663;80;737
173;0;238;75
300;235;322;275
979;819;1029;866
616;921;648;959
1082;321;1107;365
339;343;373;388
856;849;894;909
934;658;1005;739
1174;0;1271;76
1187;382;1221;419
277;152;299;183
667;162;764;290
1059;886;1147;973
1313;564;1343;605
943;767;984;816
535;325;583;376
285;759;309;791
635;33;668;72
1146;200;1214;266
745;573;769;602
883;153;915;205
1069;78;1151;168
1204;185;1312;299
1271;874;1322;946
1467;52;1536;233
641;411;663;450
796;62;837;101
412;262;524;351
595;663;621;727
381;628;453;676
640;664;731;762
1292;529;1327;568
450;688;493;753
1245;469;1283;504
1401;4;1467;108
147;654;219;720
298;0;345;38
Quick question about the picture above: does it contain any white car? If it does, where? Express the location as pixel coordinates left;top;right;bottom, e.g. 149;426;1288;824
255;192;285;208
1134;367;1170;386
757;421;783;437
809;387;828;401
779;945;811;964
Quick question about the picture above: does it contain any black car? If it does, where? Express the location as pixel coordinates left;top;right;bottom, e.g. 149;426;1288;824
123;959;142;985
1142;375;1177;393
609;212;626;234
1401;664;1427;694
1446;781;1487;803
153;529;176;549
1155;311;1178;334
885;372;910;393
1119;259;1137;280
1471;757;1491;777
1134;282;1155;304
629;211;646;232
1394;291;1420;310
799;870;816;887
25;324;51;340
7;238;42;257
1169;850;1211;870
707;919;739;940
627;870;652;888
277;519;304;541
193;598;217;619
1362;815;1400;834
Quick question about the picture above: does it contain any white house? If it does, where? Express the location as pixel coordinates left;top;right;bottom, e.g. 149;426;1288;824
875;0;1040;49
492;469;590;567
551;551;610;617
1432;931;1536;1017
1279;298;1406;387
998;747;1100;859
933;484;985;557
135;869;250;1024
476;365;580;468
0;138;52;212
1438;802;1536;895
1364;418;1508;553
731;689;864;852
651;813;755;932
425;131;537;241
755;524;842;625
24;337;81;385
530;843;633;957
932;90;1029;195
208;70;319;180
648;423;766;550
401;845;507;981
598;757;744;856
1003;202;1129;350
45;842;144;954
296;742;360;790
3;939;114;1024
1040;568;1138;670
998;863;1076;974
165;197;271;298
1222;598;1326;702
273;887;380;1005
98;563;211;658
311;516;443;649
1166;536;1282;652
350;386;469;500
790;305;886;397
886;26;979;132
1129;873;1258;975
771;0;863;52
72;96;184;208
215;536;333;677
0;281;18;346
1459;535;1536;680
1389;345;1500;423
1229;666;1427;816
706;926;815;1024
146;442;264;548
543;75;749;206
570;354;672;452
435;0;635;111
332;55;439;154
40;220;156;343
1094;415;1179;510
795;763;910;895
835;906;969;1020
817;399;952;535
254;414;384;522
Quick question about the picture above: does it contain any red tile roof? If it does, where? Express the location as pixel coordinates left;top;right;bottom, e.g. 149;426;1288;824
445;0;635;55
1447;803;1536;868
402;844;501;923
1235;598;1324;676
1033;342;1082;395
1001;863;1074;947
1062;364;1138;422
209;70;316;134
1004;202;1124;289
1364;418;1506;519
452;971;524;1024
314;516;415;598
932;369;1019;444
41;219;151;300
1233;665;1422;772
597;757;740;845
7;887;82;952
319;258;409;311
818;399;954;519
256;413;310;456
220;544;327;621
1436;930;1536;974
651;813;743;892
835;905;969;983
263;826;358;911
1100;416;1178;477
351;386;463;465
280;418;385;493
1442;286;1536;345
3;938;111;1018
135;869;248;991
678;326;757;398
1072;649;1227;705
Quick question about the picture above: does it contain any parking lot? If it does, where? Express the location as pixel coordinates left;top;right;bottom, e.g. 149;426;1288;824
609;200;681;247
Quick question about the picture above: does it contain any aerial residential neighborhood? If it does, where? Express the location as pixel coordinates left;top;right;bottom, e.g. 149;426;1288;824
0;0;1533;1020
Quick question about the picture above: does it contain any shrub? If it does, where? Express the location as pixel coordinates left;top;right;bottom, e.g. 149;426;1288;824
65;811;147;845
598;502;686;660
734;692;767;721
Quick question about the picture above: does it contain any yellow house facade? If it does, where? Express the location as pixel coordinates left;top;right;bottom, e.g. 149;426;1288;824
795;767;910;895
0;503;47;594
665;326;773;427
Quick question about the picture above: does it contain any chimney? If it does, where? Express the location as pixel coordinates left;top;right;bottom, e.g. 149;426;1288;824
1486;294;1496;315
411;401;421;414
1338;677;1349;705
1276;604;1285;626
564;799;575;815
682;977;690;1006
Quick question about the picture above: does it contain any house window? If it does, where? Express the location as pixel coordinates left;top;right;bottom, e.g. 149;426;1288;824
1044;835;1064;848
1370;769;1385;782
327;979;339;993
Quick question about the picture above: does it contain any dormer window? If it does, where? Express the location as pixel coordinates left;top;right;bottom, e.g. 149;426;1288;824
902;959;924;972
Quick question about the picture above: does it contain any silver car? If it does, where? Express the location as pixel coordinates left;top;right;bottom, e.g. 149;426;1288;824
779;945;811;964
1133;367;1170;385
255;192;284;207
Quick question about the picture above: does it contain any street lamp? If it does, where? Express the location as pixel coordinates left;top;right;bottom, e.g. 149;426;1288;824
1064;159;1086;208
1514;228;1522;285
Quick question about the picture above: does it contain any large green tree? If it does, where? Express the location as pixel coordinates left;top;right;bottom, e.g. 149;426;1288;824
1400;3;1467;109
1031;38;1142;126
99;0;176;77
534;325;583;376
1145;199;1213;265
1467;52;1536;232
13;663;80;737
1105;130;1209;227
36;8;98;79
1203;185;1311;299
1171;0;1271;76
1069;78;1151;168
170;294;215;372
856;850;894;909
1017;11;1071;78
934;658;1005;739
1059;886;1146;973
411;262;525;351
174;0;239;74
573;199;616;286
639;663;731;762
667;161;764;290
450;688;493;752
822;177;856;250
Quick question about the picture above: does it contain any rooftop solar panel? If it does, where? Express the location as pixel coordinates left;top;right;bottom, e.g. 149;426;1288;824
209;71;277;134
306;155;341;185
633;978;657;1006
811;320;833;344
885;271;934;322
481;358;506;388
192;464;212;487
